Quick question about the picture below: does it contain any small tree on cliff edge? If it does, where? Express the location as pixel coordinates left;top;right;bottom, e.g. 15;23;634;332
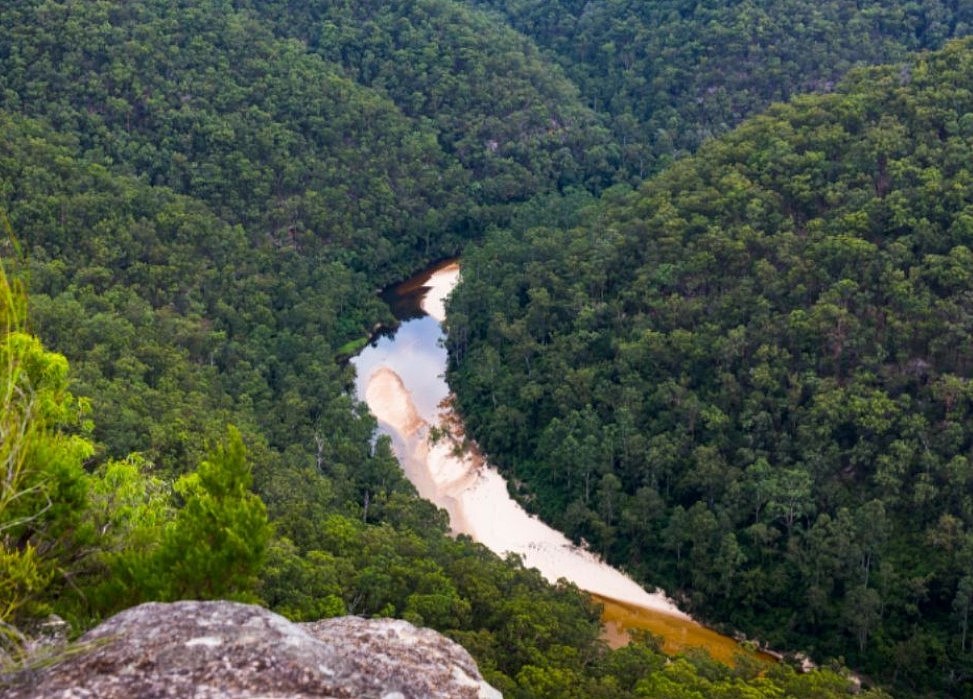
151;426;272;602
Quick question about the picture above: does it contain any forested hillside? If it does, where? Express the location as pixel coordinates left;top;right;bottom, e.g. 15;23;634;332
468;0;972;178
448;38;973;695
0;0;616;257
237;0;619;195
1;0;970;696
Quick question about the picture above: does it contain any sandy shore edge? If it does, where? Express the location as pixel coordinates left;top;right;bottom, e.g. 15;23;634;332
419;261;460;322
363;362;689;619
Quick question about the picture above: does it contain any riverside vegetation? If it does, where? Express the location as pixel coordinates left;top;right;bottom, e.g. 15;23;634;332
1;1;971;696
448;38;973;695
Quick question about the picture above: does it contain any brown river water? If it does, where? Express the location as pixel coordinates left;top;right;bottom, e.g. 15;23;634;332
352;260;771;665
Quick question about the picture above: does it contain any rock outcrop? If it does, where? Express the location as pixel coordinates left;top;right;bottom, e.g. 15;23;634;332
2;600;502;698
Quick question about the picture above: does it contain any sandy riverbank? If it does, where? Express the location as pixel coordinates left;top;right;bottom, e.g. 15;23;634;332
417;260;460;323
363;360;689;619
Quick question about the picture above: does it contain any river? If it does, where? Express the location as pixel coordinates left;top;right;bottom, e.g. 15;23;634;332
352;260;764;665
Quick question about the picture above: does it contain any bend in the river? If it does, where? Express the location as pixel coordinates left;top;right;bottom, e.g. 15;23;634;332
352;260;767;665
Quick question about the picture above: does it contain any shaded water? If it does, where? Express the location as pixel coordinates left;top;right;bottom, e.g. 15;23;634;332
352;260;770;663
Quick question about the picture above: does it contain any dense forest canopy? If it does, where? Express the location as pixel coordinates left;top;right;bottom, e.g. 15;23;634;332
0;0;620;268
1;0;971;695
236;0;620;195
448;38;973;695
466;0;973;178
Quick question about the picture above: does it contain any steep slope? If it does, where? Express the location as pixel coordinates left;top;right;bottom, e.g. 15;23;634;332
468;0;973;178
238;0;619;196
448;38;973;694
0;0;616;268
0;111;382;469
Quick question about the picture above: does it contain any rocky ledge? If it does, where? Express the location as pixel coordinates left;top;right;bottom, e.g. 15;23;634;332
2;600;502;698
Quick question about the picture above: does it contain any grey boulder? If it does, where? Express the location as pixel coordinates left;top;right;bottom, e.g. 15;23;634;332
2;600;502;698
